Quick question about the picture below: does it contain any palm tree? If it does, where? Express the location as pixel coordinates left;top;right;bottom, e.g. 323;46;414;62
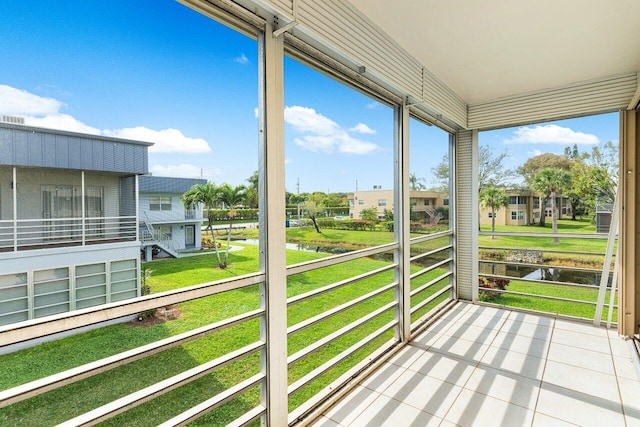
533;168;572;245
216;183;247;267
409;173;427;190
479;187;509;239
245;170;259;209
181;182;224;267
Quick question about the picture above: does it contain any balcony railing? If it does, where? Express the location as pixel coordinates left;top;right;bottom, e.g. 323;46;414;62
0;216;138;252
0;229;454;425
141;209;201;223
478;231;617;325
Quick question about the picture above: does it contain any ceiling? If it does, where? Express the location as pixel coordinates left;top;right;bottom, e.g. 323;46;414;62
346;0;640;105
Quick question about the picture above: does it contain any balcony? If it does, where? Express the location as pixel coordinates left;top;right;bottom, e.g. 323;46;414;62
0;216;138;252
313;303;640;426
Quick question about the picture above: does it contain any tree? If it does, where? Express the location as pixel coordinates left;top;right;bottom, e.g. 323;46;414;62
216;184;248;268
360;207;378;222
288;193;306;221
304;200;325;233
182;182;224;268
479;187;509;239
533;168;571;245
409;173;427;190
432;145;515;193
518;153;573;226
245;170;259;209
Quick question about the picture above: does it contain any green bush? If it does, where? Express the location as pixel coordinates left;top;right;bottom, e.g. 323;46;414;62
478;276;510;302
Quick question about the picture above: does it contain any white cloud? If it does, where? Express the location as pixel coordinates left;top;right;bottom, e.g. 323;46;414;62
349;122;376;134
284;105;379;155
150;163;221;180
365;101;380;110
528;149;543;157
104;127;211;154
505;124;600;145
0;84;63;116
0;84;211;154
285;158;293;164
234;53;249;65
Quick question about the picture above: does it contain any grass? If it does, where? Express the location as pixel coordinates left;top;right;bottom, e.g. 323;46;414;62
0;242;451;426
1;220;613;425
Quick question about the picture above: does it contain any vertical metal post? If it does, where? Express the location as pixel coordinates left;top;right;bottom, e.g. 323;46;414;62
594;189;619;326
81;171;86;245
394;103;411;341
258;24;288;426
12;167;17;252
448;133;457;299
135;174;140;242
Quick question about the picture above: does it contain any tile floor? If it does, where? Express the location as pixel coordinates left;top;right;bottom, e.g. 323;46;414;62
313;302;640;427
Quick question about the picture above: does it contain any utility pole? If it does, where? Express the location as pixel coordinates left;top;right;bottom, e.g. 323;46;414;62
296;177;301;221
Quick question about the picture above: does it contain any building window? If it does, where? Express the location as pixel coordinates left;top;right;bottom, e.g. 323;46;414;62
443;199;449;206
487;212;495;218
149;195;171;211
509;196;527;205
533;197;540;209
349;200;354;207
425;199;430;206
511;210;524;220
358;199;364;205
378;199;386;207
155;225;172;238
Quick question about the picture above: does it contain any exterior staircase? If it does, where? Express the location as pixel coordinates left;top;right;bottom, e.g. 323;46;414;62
139;220;180;258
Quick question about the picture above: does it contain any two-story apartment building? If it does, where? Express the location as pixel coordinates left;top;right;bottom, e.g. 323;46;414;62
349;188;448;223
0;122;150;326
138;175;206;260
479;189;572;226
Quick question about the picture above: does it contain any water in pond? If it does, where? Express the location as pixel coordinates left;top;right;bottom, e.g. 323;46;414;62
236;239;351;254
479;262;611;286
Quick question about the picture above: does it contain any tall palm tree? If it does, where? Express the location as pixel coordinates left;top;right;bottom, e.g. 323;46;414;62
181;182;224;267
533;168;572;245
409;173;427;190
216;184;247;267
479;187;509;239
245;170;259;209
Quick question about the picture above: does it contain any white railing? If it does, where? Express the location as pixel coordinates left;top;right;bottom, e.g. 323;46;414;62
0;230;455;426
139;228;179;252
140;209;201;223
0;216;138;252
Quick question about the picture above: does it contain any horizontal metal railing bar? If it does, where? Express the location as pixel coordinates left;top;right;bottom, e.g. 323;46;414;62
287;282;397;336
287;301;397;366
288;320;397;395
0;272;265;347
156;375;265;427
409;258;452;281
410;271;453;298
409;245;452;263
224;404;266;427
0;309;264;408
409;229;453;245
57;341;265;427
478;231;613;239
287;264;396;306
476;301;618;327
286;242;398;276
478;287;617;308
479;246;611;257
479;259;609;273
288;338;398;425
410;285;453;315
478;272;607;290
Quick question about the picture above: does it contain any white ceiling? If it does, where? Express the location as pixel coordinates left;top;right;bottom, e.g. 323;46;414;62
346;0;640;105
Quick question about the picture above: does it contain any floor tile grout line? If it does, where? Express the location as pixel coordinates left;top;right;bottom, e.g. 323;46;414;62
529;315;554;426
607;328;629;426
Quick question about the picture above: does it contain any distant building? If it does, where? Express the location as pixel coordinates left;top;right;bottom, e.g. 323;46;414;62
0;122;150;326
479;189;572;226
348;188;449;222
138;175;207;260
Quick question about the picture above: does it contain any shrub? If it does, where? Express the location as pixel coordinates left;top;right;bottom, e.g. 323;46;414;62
478;276;510;302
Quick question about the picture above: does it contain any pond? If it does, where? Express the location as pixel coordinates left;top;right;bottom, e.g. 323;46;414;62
479;262;611;286
236;239;352;254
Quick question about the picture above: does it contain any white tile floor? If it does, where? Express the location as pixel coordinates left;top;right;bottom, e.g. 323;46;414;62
313;303;640;427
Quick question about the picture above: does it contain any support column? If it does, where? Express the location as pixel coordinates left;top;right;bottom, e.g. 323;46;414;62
394;103;410;341
258;24;288;425
455;129;478;301
619;110;639;337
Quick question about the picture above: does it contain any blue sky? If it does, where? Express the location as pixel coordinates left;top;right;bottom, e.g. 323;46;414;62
0;0;618;193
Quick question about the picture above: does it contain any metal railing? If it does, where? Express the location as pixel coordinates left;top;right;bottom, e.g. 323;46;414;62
0;229;455;426
477;231;617;324
0;216;138;252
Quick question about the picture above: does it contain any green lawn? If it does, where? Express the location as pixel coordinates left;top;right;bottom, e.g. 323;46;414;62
0;243;451;426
